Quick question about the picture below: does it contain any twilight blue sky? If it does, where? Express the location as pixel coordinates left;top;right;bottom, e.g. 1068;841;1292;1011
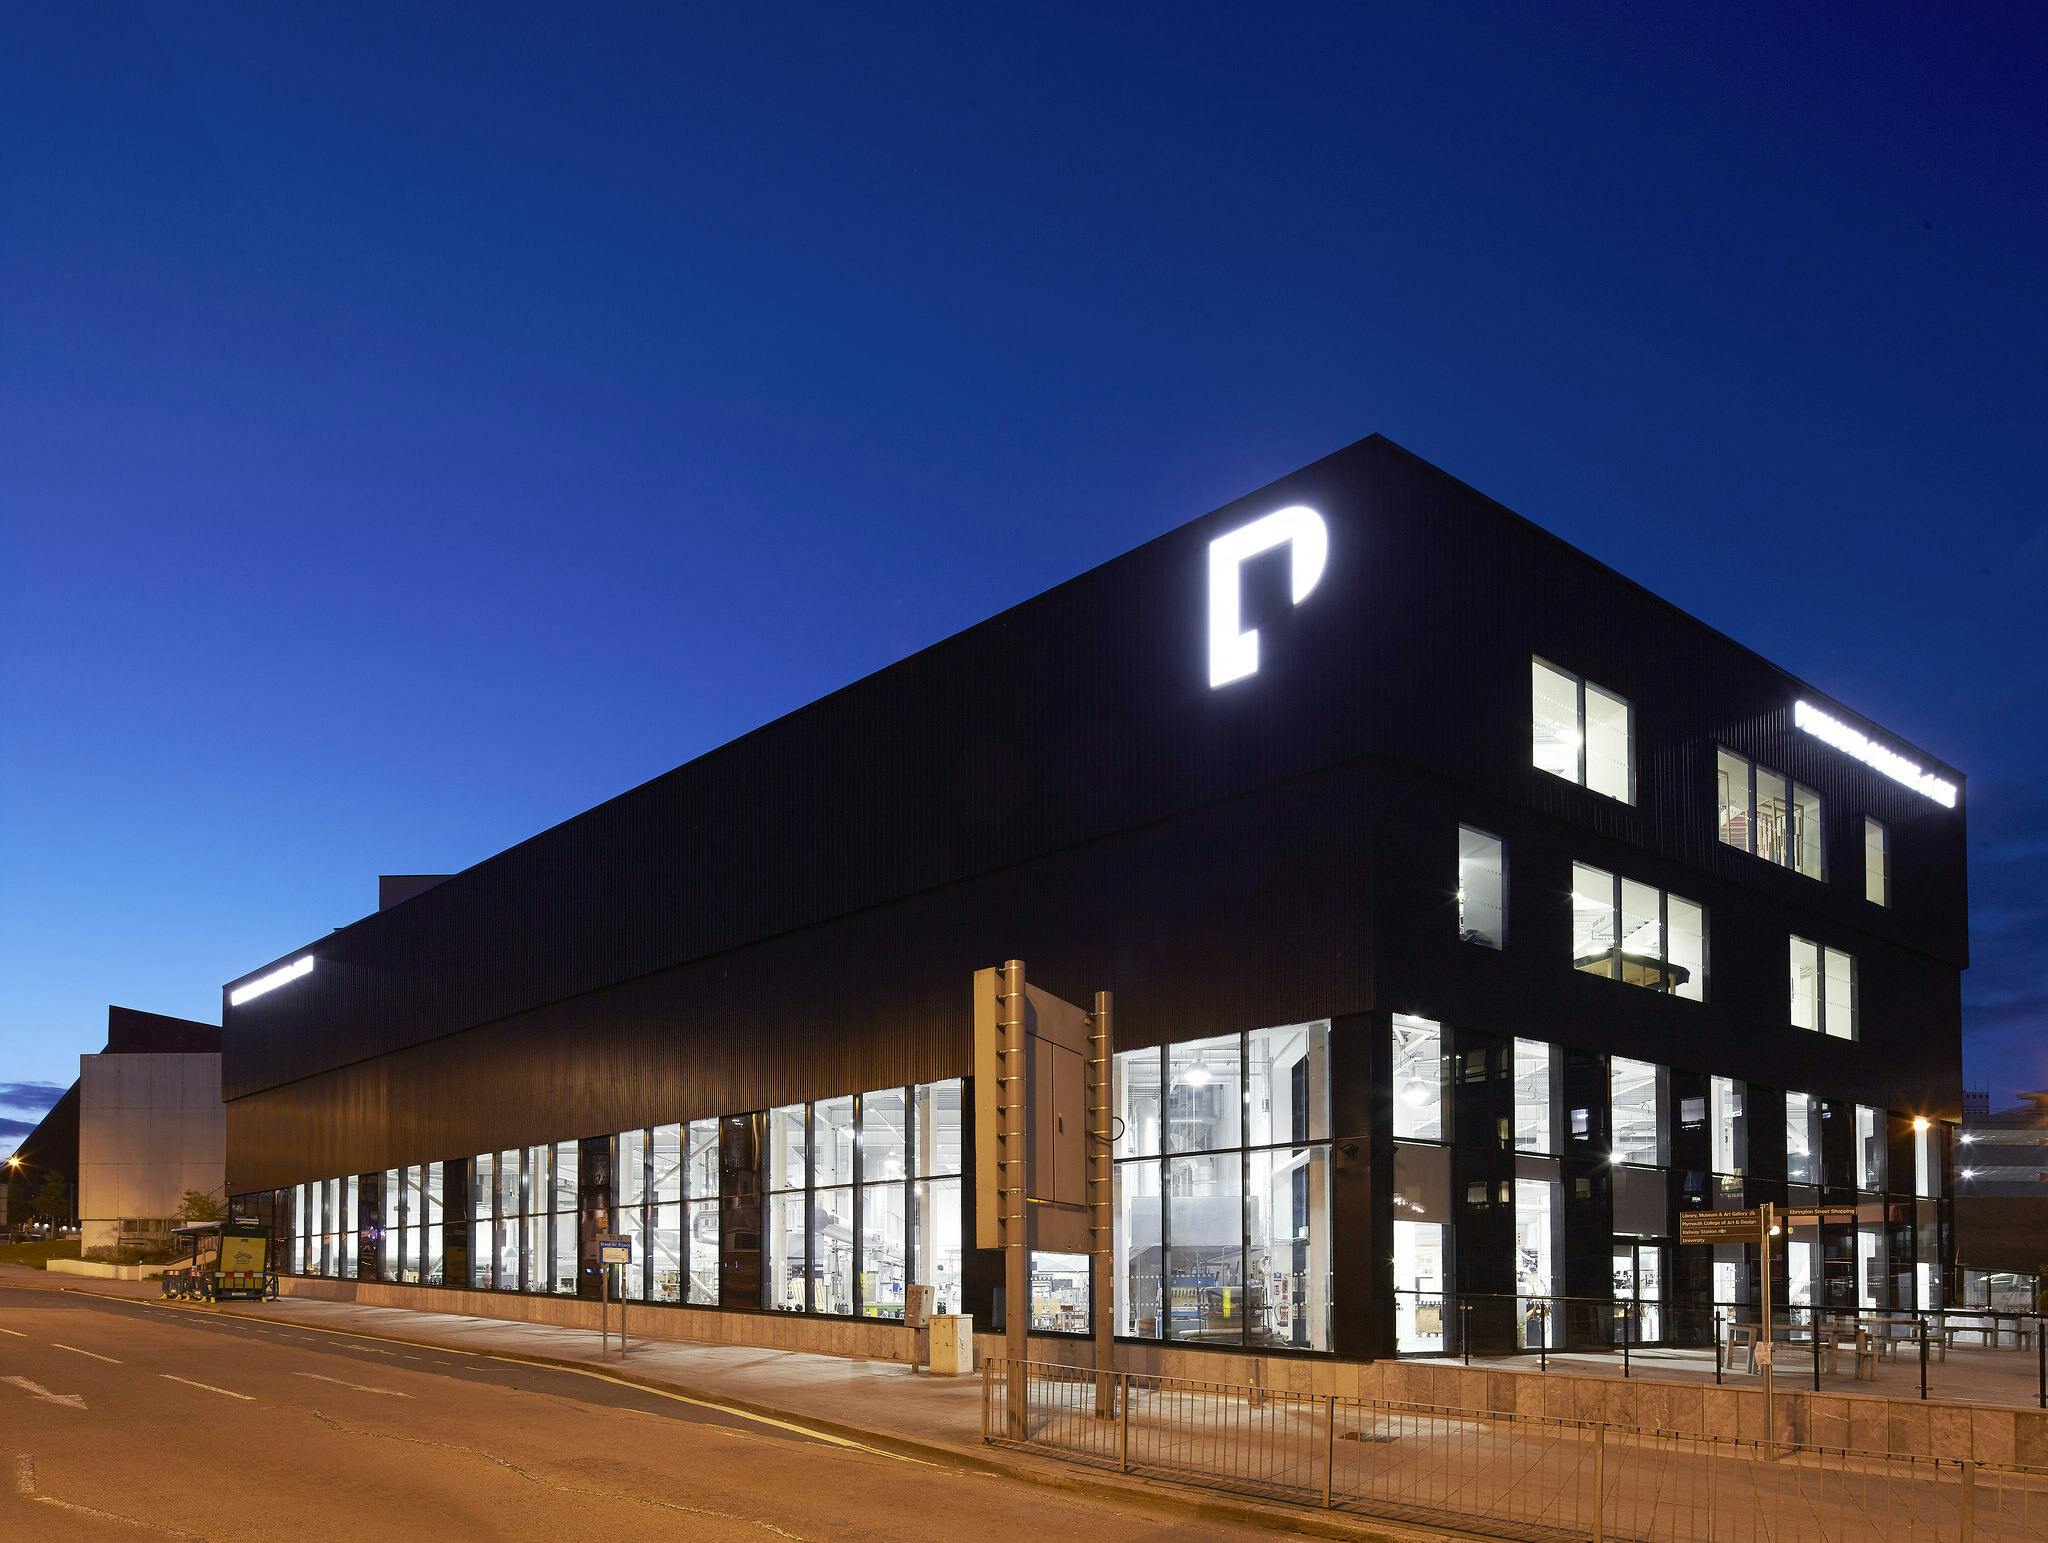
3;4;2044;1147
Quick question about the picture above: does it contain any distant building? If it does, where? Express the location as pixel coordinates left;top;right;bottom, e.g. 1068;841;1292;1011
7;1082;81;1227
1965;1089;1992;1119
76;1008;223;1253
1955;1091;2048;1289
7;1008;220;1243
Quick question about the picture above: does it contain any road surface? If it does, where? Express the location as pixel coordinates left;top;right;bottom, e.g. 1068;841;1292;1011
0;1285;1323;1542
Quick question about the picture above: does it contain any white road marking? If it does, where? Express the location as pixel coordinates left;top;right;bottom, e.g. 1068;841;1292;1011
295;1371;409;1398
160;1373;252;1401
50;1342;122;1364
14;1450;205;1538
0;1326;27;1338
2;1376;86;1410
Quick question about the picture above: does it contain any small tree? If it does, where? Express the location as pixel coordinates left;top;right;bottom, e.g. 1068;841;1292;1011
174;1190;224;1223
32;1173;68;1222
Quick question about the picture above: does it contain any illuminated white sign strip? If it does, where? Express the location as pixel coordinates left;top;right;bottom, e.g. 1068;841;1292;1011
1207;505;1328;688
1793;701;1957;809
229;955;314;1006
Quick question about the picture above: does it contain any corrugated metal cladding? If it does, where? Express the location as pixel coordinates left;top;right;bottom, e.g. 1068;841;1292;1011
223;434;1968;1187
229;765;1374;1189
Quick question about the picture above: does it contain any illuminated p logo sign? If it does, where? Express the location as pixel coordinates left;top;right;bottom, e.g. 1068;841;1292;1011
1207;505;1328;687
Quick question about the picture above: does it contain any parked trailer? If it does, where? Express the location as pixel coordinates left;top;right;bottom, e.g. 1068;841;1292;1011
161;1220;274;1302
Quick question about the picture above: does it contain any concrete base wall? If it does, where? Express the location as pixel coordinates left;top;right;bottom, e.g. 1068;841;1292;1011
277;1278;2048;1465
49;1258;166;1281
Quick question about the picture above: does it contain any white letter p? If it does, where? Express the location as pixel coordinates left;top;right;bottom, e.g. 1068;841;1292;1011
1207;505;1328;688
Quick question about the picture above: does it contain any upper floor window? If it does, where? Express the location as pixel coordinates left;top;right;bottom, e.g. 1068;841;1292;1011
1864;818;1890;906
1786;1092;1821;1184
1570;862;1706;1001
1789;935;1856;1038
1710;1076;1745;1176
1610;1056;1667;1165
1716;748;1823;878
1392;1013;1446;1142
1457;826;1506;948
1532;658;1634;803
1512;1037;1558;1154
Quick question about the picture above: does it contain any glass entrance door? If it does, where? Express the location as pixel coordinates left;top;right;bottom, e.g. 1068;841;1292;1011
1613;1241;1665;1345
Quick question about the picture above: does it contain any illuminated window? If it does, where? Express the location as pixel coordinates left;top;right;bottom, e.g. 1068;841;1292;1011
1531;658;1634;803
1392;1014;1445;1142
1113;1025;1332;1352
1856;1105;1886;1190
1711;1077;1745;1176
1786;1092;1820;1184
1610;1057;1665;1166
290;1176;357;1279
1571;863;1707;1000
1790;936;1856;1038
1716;747;1823;878
1865;818;1890;906
913;1079;963;1316
1457;826;1506;948
1513;1038;1557;1154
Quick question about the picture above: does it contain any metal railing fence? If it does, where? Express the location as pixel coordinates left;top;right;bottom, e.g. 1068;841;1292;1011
983;1356;2048;1542
1393;1289;2048;1404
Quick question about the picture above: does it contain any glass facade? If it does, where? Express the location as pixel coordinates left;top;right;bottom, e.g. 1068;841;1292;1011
380;1162;444;1285
469;1143;576;1294
264;1023;1957;1356
1113;1022;1331;1351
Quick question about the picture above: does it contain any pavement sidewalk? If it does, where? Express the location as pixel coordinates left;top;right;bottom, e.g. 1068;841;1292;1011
0;1265;1435;1541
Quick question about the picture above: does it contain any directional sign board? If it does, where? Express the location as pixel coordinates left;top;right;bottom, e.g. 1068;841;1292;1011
1678;1208;1762;1244
1784;1208;1857;1226
597;1236;632;1266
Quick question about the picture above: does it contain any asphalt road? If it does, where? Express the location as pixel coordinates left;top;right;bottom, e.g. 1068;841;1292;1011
0;1287;1320;1542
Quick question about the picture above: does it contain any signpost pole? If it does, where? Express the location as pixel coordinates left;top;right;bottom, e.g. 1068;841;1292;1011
1091;990;1116;1420
601;1257;610;1356
1760;1202;1775;1453
1002;959;1029;1440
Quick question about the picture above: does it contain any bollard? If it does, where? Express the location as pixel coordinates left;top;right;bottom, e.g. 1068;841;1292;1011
1539;1301;1549;1373
2038;1320;2045;1411
1920;1317;1930;1401
1621;1307;1631;1379
1462;1302;1472;1366
1714;1310;1723;1387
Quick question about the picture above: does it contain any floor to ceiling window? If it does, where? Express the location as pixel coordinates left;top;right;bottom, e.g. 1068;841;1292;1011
1392;1013;1450;1354
1112;1022;1332;1352
1512;1037;1561;1347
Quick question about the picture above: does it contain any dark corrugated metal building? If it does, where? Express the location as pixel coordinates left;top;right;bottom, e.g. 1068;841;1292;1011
224;434;1966;1364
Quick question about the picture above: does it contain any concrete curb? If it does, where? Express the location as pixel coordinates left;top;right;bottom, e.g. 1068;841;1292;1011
66;1283;1433;1541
